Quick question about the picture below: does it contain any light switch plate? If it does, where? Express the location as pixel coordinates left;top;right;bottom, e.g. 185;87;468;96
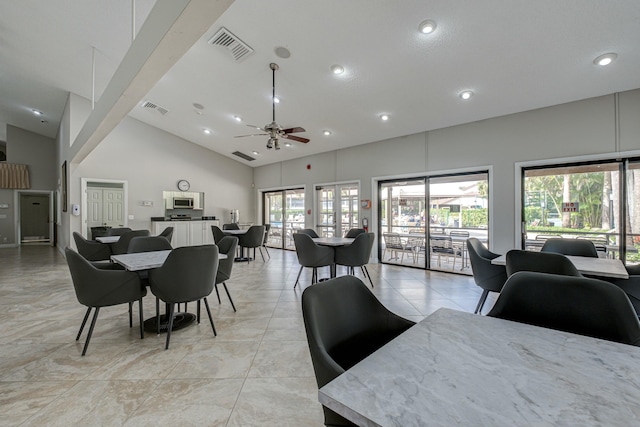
128;214;135;220
0;203;9;209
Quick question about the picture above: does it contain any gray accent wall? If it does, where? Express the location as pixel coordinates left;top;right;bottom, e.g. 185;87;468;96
254;89;640;254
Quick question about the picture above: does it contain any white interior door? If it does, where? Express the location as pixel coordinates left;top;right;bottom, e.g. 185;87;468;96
103;189;124;227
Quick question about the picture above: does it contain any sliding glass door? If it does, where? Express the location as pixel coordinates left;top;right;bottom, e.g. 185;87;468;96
263;188;305;250
378;171;488;274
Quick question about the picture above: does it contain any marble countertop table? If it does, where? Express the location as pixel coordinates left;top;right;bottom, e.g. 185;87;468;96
319;308;640;427
491;253;629;279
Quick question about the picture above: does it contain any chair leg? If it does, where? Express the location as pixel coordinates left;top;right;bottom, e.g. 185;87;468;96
258;247;265;262
165;303;175;350
77;307;92;341
156;297;160;335
223;282;236;312
128;302;133;328
474;290;490;314
214;284;221;304
362;265;374;288
138;298;144;339
263;245;270;259
82;307;100;356
197;300;201;323
203;297;217;336
294;266;303;288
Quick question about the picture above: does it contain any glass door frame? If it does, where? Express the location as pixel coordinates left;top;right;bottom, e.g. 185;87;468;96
262;187;305;250
315;181;360;237
377;170;490;273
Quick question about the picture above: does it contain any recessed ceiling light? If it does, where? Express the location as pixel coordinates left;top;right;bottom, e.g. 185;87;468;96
193;103;204;110
32;109;43;115
273;96;280;104
331;64;345;75
593;53;617;66
203;129;211;135
380;114;389;121
252;150;260;155
284;142;292;147
234;115;242;122
323;130;332;136
459;90;474;100
418;20;437;34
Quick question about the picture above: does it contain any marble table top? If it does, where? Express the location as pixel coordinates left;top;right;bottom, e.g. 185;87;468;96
491;253;629;278
223;229;248;235
312;237;354;247
111;250;226;271
95;236;120;243
319;308;640;426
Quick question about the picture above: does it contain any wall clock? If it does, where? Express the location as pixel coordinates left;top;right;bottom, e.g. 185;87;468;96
177;179;190;191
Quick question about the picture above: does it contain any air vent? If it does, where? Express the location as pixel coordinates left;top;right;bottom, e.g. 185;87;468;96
208;27;254;62
232;151;256;161
141;100;169;115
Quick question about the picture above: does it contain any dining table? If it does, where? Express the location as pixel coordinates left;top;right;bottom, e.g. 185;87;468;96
491;253;629;279
222;228;255;262
318;308;640;426
312;237;355;247
311;237;355;278
110;250;227;332
95;235;120;243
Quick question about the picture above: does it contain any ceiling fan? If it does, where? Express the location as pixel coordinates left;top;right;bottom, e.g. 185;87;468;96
235;63;309;150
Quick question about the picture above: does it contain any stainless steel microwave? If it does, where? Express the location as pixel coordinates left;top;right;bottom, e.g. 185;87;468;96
173;197;194;209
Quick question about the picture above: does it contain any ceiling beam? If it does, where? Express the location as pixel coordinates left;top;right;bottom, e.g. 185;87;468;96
69;0;234;163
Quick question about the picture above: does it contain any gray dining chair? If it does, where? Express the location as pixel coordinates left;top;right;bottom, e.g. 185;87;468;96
106;227;132;236
293;233;335;288
72;231;111;262
65;247;146;356
302;276;415;427
334;232;375;287
259;223;271;259
488;271;640;346
298;228;319;238
149;245;219;349
344;228;365;238
211;225;226;243
223;223;240;230
467;238;508;314
158;226;174;242
541;238;598;257
238;225;266;262
110;229;151;255
605;264;640;318
213;236;238;312
505;249;582;277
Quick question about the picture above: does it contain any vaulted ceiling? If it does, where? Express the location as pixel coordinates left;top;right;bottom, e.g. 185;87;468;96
2;0;640;166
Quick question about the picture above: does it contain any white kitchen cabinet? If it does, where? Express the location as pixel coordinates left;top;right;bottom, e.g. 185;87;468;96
152;220;219;247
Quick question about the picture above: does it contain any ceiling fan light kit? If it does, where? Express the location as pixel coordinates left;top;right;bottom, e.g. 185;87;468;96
234;63;310;150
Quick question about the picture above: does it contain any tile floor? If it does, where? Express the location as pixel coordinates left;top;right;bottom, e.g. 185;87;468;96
0;245;496;426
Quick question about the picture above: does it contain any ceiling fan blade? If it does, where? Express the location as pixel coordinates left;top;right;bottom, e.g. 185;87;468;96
246;124;265;131
282;127;306;134
234;133;268;138
283;134;310;143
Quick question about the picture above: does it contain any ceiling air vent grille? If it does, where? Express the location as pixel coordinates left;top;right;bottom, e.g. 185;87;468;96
232;151;256;161
141;100;169;115
208;27;254;62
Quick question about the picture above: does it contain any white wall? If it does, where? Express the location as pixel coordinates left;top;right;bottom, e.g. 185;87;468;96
70;116;254;236
254;89;640;254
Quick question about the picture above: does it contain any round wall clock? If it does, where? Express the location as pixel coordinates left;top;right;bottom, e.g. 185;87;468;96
177;179;190;191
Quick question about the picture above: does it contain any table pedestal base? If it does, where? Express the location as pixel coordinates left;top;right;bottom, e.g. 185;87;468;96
143;312;196;333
